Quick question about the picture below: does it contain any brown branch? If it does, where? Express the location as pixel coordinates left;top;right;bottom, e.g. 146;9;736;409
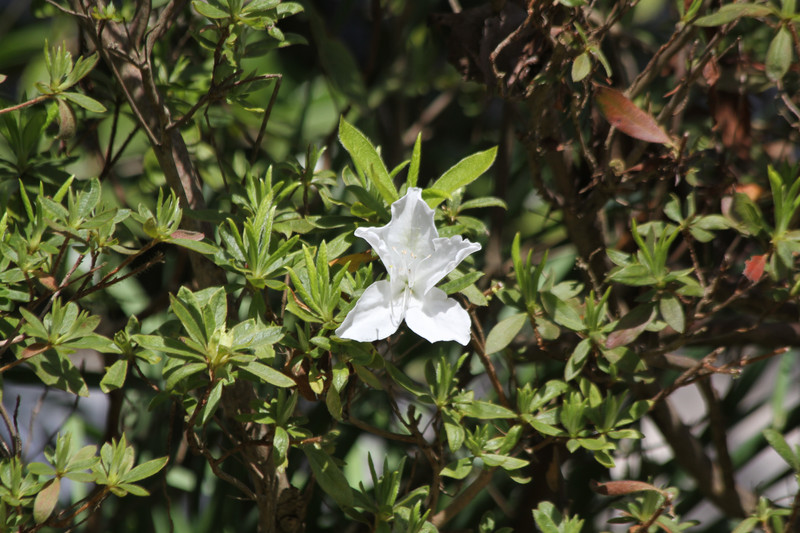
0;95;49;115
469;313;510;409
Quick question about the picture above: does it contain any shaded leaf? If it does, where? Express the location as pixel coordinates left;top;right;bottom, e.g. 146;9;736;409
693;3;774;26
605;304;656;349
659;295;685;333
302;444;354;508
766;25;793;81
485;313;527;355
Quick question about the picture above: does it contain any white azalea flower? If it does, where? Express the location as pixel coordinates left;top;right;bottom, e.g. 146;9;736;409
336;187;481;345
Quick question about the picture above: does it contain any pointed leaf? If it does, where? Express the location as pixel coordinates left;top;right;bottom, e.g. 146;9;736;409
766;25;793;81
659;295;685;333
302;444;354;508
238;361;296;387
338;117;397;204
606;304;657;349
100;359;128;393
429;147;497;205
595;86;672;144
33;478;60;524
60;92;106;113
693;3;774;26
485;313;527;355
122;456;168;483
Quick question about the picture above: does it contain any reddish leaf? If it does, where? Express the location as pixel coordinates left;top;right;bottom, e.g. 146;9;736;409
170;229;205;241
734;183;764;202
33;478;60;524
743;253;767;282
702;56;720;87
591;479;665;496
595;86;673;145
34;270;58;291
328;251;375;272
21;343;51;359
605;304;656;349
709;89;751;160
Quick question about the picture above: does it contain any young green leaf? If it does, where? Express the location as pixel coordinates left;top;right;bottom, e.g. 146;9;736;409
338;117;397;205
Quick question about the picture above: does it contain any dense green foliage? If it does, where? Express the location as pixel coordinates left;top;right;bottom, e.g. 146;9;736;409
1;0;800;531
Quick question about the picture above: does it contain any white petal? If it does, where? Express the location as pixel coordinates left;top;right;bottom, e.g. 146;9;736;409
354;188;438;273
336;281;403;342
413;236;481;295
404;287;472;345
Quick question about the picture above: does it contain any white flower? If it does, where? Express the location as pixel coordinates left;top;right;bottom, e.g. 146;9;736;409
336;187;481;345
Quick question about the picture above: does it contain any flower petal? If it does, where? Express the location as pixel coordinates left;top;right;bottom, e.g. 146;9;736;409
404;287;472;345
413;236;481;295
336;281;403;342
355;187;437;273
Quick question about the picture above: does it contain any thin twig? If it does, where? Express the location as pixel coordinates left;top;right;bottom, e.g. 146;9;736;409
249;75;282;167
0;95;49;115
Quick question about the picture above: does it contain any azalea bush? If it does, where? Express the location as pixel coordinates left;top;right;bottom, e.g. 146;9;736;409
2;0;800;531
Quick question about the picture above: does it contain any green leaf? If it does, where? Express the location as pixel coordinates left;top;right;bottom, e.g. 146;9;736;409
133;335;205;361
481;454;528;470
199;380;224;426
164;361;207;390
441;457;472;479
302;444;354;508
60;92;106;113
440;271;484;295
168;237;218;255
338;117;397;205
28;350;89;397
457;400;517;419
572;51;592;82
459;197;507;210
123;456;168;483
532;501;562;533
100;359;128;393
484;313;527;355
325;388;342;420
659;294;685;333
239;361;295;388
192;0;230;18
763;429;800;471
766;25;793;81
443;410;465;452
408;132;422;188
385;361;428;397
429;147;497;206
565;338;591;381
693;3;775;26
